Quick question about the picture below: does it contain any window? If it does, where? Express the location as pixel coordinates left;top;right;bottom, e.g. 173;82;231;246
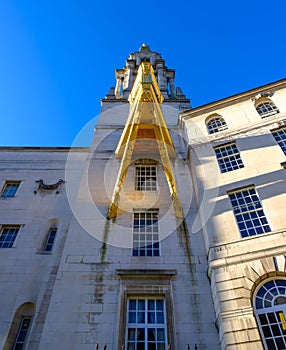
13;317;31;350
206;116;228;134
135;165;157;191
214;142;244;173
126;298;167;350
43;227;57;252
256;101;279;118
272;127;286;155
1;181;20;198
254;279;286;350
133;211;160;256
4;302;35;350
0;226;20;248
228;187;271;238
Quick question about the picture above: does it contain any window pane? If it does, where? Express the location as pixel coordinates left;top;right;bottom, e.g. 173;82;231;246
157;329;165;341
137;328;145;341
148;312;155;323
148;328;156;341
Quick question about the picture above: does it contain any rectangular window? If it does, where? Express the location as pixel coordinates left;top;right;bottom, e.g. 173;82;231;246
228;187;271;238
43;228;57;252
1;181;20;198
126;299;167;350
135;165;157;191
0;226;20;248
214;142;244;173
272;127;286;155
13;316;31;350
133;211;159;256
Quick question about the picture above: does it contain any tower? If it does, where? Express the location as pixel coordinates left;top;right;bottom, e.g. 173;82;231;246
59;44;219;349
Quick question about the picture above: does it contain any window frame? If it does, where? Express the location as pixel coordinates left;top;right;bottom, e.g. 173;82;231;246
0;181;21;198
271;126;286;156
43;227;57;252
126;298;168;349
254;278;286;350
116;270;177;349
135;164;157;191
132;210;160;257
256;101;280;119
228;186;271;238
12;316;32;350
206;116;228;134
214;142;244;173
0;225;20;248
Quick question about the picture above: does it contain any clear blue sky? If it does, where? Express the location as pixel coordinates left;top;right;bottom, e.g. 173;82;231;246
0;0;285;146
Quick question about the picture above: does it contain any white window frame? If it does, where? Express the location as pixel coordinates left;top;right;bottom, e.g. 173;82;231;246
135;165;157;191
228;187;271;238
206;117;228;134
0;181;20;198
214;142;244;173
0;226;20;248
272;127;286;155
126;298;168;350
256;101;279;118
116;270;177;349
132;210;160;257
254;279;286;350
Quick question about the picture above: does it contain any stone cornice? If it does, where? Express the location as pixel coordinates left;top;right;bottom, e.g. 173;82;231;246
187;111;286;148
179;78;286;120
208;228;286;274
0;146;89;152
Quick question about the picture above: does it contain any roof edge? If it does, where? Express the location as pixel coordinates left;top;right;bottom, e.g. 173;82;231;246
0;146;90;152
180;77;286;119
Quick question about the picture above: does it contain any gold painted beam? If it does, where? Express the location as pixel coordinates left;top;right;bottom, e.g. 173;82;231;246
108;123;140;219
108;61;184;219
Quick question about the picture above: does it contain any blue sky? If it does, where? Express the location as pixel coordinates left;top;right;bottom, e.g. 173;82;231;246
0;0;285;146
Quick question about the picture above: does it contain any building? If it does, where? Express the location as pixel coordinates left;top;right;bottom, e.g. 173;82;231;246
0;44;285;350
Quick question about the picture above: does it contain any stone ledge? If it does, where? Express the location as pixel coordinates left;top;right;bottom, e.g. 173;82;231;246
208;229;286;272
116;269;177;280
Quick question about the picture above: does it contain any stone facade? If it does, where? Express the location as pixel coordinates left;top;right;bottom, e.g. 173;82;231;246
0;45;285;350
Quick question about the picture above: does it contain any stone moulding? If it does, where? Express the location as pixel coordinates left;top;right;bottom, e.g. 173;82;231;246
34;179;65;194
116;269;177;280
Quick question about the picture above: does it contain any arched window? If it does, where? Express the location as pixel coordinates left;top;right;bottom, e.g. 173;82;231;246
4;302;35;350
254;279;286;349
206;116;228;134
37;219;59;254
256;101;279;118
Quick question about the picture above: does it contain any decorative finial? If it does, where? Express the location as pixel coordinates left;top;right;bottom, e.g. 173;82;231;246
139;43;150;51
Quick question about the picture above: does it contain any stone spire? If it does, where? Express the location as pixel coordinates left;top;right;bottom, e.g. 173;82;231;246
102;44;190;110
